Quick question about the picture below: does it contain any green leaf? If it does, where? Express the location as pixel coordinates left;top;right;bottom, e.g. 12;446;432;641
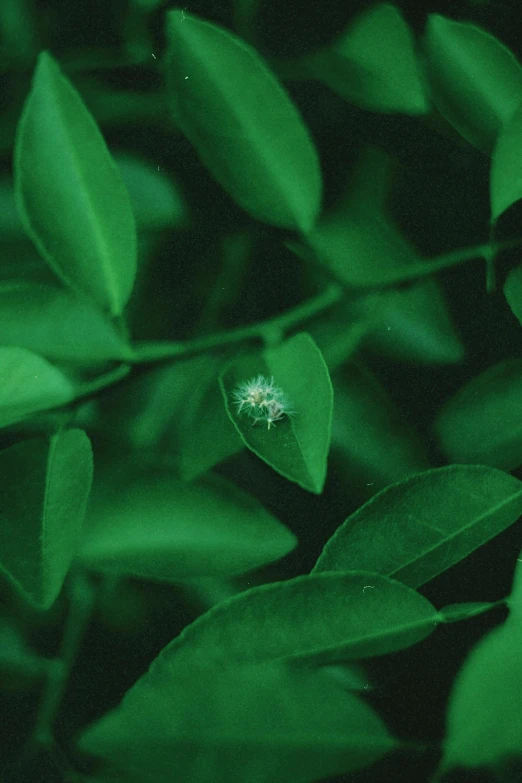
438;602;504;624
0;281;131;363
96;353;244;480
165;10;322;231
312;465;522;589
154;571;439;670
78;660;398;783
504;264;522;328
220;332;333;494
491;103;522;221
423;14;522;154
14;51;137;316
0;429;93;609
434;359;522;471
76;460;297;580
306;3;428;115
440;558;522;771
115;152;190;231
0;347;75;429
331;361;431;493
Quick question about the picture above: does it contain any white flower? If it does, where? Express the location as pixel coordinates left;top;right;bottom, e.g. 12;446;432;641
232;375;294;429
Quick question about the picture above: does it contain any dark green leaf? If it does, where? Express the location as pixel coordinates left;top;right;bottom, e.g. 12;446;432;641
157;571;439;669
434;359;522;470
306;3;428;115
78;660;397;783
165;10;322;231
76;460;297;580
441;557;522;770
14;52;137;315
331;361;431;493
220;332;333;493
0;281;131;363
0;429;93;609
115;153;190;231
423;15;522;153
504;264;522;328
491;103;522;221
0;346;75;429
313;465;522;589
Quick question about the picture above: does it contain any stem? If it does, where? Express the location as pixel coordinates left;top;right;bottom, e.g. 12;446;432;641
30;571;95;752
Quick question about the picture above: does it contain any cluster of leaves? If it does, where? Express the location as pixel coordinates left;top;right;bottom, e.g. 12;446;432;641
2;2;522;783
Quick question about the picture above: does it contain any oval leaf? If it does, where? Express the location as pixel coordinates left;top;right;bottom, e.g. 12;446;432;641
220;332;333;494
313;465;522;589
491;103;522;222
423;15;522;154
155;571;439;670
441;559;522;772
165;10;322;231
0;346;75;429
0;429;93;609
76;460;297;580
307;3;428;115
434;359;522;471
0;281;131;363
14;52;137;315
78;660;397;783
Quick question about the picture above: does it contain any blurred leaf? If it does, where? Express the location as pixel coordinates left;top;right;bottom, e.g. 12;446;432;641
77;460;297;580
0;429;93;609
331;361;431;492
97;353;244;481
491;103;522;222
115;153;190;231
0;347;75;429
0;281;131;363
423;14;522;154
78;660;398;783
306;3;428;115
220;333;333;493
165;10;322;231
434;359;522;470
357;283;465;365
313;465;522;589
440;556;522;771
14;52;137;316
292;148;463;363
148;571;439;670
0;177;24;239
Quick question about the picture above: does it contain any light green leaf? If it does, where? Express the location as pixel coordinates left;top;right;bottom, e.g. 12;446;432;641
0;281;131;363
14;51;137;315
78;660;398;783
0;346;75;429
313;465;522;589
434;359;522;470
154;571;439;670
440;557;522;771
220;332;333;494
423;14;522;154
306;3;428;115
491;103;522;221
76;459;297;580
0;429;93;609
165;10;322;231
